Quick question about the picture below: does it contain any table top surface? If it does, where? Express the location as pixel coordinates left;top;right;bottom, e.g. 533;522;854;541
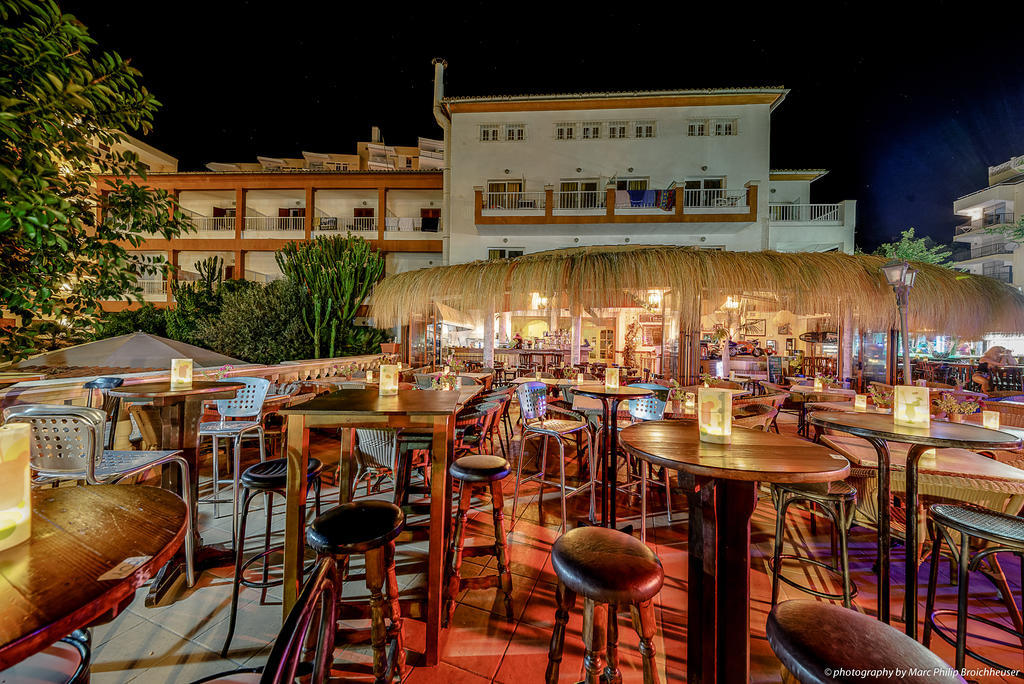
789;384;858;396
619;419;850;483
280;387;468;416
680;385;751;397
572;385;654;399
513;377;604;387
808;410;1023;449
0;486;186;668
110;380;245;399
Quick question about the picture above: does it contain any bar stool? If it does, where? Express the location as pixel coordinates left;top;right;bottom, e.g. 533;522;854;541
222;455;324;655
444;455;514;625
546;527;664;684
769;480;858;608
924;503;1024;674
306;501;406;684
767;600;965;683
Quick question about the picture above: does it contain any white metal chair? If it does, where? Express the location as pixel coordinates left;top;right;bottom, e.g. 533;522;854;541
198;377;269;543
2;404;195;586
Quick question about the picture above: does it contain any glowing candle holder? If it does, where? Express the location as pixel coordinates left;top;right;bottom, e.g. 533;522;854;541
684;392;696;410
378;365;399;396
698;387;732;444
813;377;823;391
455;376;463;390
535;370;541;380
915;379;928;387
854;394;868;412
604;367;619;390
894;385;930;428
170;358;193;390
0;423;31;552
366;370;374;383
729;371;736;381
576;373;584;384
983;410;1000;429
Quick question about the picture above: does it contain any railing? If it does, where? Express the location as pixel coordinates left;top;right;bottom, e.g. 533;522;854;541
312;216;377;233
138;280;167;296
970;242;1015;259
614;189;676;210
187;216;235;233
683;188;748;208
482;192;546;210
768;203;844;223
554;190;606;210
243;216;306;236
956;213;1015;234
983;264;1013;282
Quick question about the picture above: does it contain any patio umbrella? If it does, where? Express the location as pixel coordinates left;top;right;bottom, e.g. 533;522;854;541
14;332;244;370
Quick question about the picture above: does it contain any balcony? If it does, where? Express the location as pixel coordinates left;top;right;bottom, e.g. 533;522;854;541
955;213;1015;235
312;216;376;236
242;216;305;239
138;279;167;301
983;264;1013;283
768;203;845;225
960;242;1016;261
185;215;235;236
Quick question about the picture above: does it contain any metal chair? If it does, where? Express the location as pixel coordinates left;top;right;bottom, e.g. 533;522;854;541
2;404;195;586
198;377;269;542
613;383;672;542
83;376;124;451
513;381;596;531
414;373;435;389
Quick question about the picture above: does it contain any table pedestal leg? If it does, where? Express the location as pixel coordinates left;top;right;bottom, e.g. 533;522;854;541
716;479;756;683
282;416;309;619
865;437;892;624
683;474;716;684
904;443;929;638
609;399;620;529
600;401;612;527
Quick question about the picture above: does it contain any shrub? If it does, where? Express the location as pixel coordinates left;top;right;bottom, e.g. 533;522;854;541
94;303;167;340
198;279;311;364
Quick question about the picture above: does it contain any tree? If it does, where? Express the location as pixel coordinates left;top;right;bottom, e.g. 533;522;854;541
0;0;190;361
165;256;225;346
93;302;167;339
873;227;952;265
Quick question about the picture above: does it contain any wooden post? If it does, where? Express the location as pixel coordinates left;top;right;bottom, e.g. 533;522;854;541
304;186;314;241
571;313;583;365
377;186;387;244
840;308;854;385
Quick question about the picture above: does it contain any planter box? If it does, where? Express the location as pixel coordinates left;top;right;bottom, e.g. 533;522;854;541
380;343;400;354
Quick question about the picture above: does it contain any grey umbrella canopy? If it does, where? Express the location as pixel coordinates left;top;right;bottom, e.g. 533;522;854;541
15;333;244;370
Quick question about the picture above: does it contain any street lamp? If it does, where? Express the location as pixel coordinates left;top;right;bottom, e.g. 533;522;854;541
882;260;917;384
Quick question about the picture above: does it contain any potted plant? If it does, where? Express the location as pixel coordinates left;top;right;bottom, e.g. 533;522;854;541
869;385;894;413
933;392;981;422
431;370;458;392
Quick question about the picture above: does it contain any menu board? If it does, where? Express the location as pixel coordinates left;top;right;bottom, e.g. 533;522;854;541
767;355;784;383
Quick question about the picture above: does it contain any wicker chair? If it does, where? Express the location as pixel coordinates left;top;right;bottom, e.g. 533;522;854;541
733;403;779;431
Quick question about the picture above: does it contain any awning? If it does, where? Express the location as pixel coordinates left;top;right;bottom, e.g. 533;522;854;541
435;302;475;330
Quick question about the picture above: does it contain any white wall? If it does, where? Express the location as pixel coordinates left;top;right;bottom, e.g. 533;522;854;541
386;190;442;218
386;252;442;275
768;179;812;204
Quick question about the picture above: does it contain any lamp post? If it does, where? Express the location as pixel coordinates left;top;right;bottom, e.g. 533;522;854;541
881;260;917;384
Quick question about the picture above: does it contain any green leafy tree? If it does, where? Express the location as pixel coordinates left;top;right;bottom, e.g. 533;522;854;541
986;215;1024;242
0;0;191;360
94;302;167;339
165;256;224;346
873;227;952;265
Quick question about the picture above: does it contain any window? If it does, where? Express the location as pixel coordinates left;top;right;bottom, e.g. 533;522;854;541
711;119;738;136
581;122;602;139
486;180;524;209
608;121;628;139
683;177;726;207
614;177;649;191
555;122;576;140
634;120;656;138
488;248;524;260
479;125;500;141
687;120;707;136
405;158;413;168
558;179;602;209
505;124;526;141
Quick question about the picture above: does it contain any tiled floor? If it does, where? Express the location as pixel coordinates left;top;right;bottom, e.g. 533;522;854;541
89;410;1024;683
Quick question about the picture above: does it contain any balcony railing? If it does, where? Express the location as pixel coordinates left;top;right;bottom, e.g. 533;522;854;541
138;280;167;297
969;242;1016;259
242;216;305;238
313;216;377;234
769;203;844;224
956;213;1015;235
983;265;1013;282
186;216;235;233
555;191;606;210
482;192;546;211
682;188;748;208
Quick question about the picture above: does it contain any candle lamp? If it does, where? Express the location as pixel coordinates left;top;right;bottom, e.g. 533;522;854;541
366;370;374;383
983;410;1000;429
684;392;696;410
444;365;450;374
0;423;31;551
576;373;584;384
698;387;732;444
813;377;823;391
170;358;193;390
378;365;399;396
894;385;930;428
604;367;619;390
535;370;541;380
854;394;868;412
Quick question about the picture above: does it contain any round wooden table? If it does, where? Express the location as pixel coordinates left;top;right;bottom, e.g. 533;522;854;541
807;411;1022;638
619;419;850;684
571;385;653;528
110;380;244;605
0;486;186;669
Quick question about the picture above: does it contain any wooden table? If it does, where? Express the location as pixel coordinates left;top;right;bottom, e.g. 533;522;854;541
460;371;493;390
279;387;474;665
807;411;1021;637
0;486;186;668
680;385;750;398
619;419;849;683
571;385;653;528
110;380;244;605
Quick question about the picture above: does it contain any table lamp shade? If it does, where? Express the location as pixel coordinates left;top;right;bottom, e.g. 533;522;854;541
170;358;193;390
698;388;732;444
854;394;868;412
0;423;31;551
894;385;930;428
443;365;450;374
604;367;619;390
983;410;1000;429
535;370;541;380
684;391;696;409
378;365;399;396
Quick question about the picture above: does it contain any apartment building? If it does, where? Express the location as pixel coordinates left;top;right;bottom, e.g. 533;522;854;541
953;153;1024;287
432;63;856;265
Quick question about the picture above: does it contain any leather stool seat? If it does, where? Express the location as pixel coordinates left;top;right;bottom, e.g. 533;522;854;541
240;457;323;490
450;454;510;482
306;501;405;555
768;600;965;683
551;527;664;605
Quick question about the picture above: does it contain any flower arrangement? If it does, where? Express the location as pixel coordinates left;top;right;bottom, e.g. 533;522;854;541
699;371;716;387
208;364;234;381
869;385;894;409
331;363;357;379
934;392;981;417
431;370;458;391
816;374;840;389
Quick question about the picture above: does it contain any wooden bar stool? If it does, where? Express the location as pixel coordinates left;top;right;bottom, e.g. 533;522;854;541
546;527;664;684
444;454;515;624
306;501;406;684
767;600;965;683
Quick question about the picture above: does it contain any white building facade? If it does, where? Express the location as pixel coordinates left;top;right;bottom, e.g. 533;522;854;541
953;153;1024;288
436;84;856;265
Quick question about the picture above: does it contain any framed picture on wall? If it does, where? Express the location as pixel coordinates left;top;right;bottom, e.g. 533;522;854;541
786;338;794;351
766;339;777;352
778;323;792;335
742;318;766;337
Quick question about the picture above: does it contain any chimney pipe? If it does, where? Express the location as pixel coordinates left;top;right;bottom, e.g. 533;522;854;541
371;126;381;144
431;59;451;264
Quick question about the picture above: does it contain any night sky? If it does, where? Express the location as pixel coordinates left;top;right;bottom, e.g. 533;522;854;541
63;0;1024;251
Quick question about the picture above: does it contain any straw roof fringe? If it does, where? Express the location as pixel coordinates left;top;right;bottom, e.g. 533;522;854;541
370;246;1024;337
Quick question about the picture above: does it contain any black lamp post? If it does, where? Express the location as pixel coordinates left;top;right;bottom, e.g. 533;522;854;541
881;260;917;384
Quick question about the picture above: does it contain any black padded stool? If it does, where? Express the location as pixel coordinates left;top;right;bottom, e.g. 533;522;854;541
444;454;514;625
546;526;664;684
770;480;858;608
222;456;323;655
307;501;406;684
924;503;1024;674
768;600;965;683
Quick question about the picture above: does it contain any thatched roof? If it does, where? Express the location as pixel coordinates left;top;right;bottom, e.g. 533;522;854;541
371;245;1024;337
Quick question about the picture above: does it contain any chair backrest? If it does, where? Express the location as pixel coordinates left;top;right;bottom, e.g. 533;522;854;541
733;404;778;431
354;428;399;471
630;383;672;403
261;557;338;684
414;373;434;389
711;379;743;390
214;377;271;418
459;375;481;385
2;404;103;481
628;394;667;421
516;381;548;422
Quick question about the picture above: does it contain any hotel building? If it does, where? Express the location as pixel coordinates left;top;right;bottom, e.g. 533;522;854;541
953;153;1023;288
